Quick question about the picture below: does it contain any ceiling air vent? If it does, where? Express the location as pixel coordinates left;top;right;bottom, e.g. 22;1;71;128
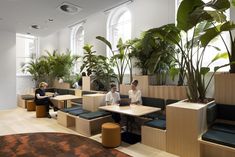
59;2;82;14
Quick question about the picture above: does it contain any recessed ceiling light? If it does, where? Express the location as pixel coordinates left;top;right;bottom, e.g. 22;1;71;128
31;25;40;29
58;2;82;14
48;19;54;22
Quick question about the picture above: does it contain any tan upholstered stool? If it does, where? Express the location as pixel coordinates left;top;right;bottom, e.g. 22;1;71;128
36;105;47;118
27;101;36;111
102;122;121;148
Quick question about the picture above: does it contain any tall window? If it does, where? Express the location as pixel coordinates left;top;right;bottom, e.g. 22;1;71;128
70;23;85;73
107;7;131;57
16;34;38;75
175;0;230;71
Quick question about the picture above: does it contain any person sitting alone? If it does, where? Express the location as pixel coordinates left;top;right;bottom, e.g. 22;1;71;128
128;80;142;105
105;84;121;123
34;82;59;118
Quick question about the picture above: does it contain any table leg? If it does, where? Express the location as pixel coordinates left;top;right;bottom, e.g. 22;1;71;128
64;100;67;108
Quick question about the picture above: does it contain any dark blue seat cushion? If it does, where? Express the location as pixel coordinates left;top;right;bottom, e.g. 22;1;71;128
21;95;34;100
61;106;82;113
202;129;235;148
82;91;98;95
207;103;217;125
212;123;235;134
142;97;165;110
144;111;165;120
68;109;90;116
79;110;110;120
68;90;75;95
144;119;166;130
165;99;179;105
45;88;55;93
217;103;235;121
56;89;70;95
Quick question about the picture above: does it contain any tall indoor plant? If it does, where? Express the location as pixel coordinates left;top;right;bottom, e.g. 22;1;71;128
154;0;231;102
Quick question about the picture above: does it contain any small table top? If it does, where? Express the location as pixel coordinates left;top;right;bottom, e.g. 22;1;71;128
51;95;80;101
99;104;160;117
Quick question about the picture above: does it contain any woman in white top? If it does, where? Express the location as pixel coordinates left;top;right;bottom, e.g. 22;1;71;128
105;84;121;123
128;80;142;105
105;84;120;105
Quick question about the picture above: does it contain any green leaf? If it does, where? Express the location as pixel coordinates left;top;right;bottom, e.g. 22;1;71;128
200;67;210;76
205;0;230;11
210;52;228;64
232;0;235;6
169;67;180;81
200;21;235;47
177;0;204;31
96;36;112;50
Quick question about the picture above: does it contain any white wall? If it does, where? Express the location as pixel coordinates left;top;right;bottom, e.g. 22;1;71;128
39;0;175;57
0;31;16;109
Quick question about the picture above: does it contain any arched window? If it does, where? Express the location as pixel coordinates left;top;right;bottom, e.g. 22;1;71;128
107;7;131;57
70;23;85;72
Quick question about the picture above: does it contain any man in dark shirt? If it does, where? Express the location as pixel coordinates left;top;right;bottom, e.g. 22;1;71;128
35;82;58;118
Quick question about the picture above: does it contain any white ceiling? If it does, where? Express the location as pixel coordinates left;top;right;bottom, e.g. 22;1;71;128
0;0;128;37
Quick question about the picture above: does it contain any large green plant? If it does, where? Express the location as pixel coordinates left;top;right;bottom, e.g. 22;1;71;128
43;50;79;79
153;0;231;102
22;57;51;86
130;31;176;85
80;44;117;90
96;36;132;85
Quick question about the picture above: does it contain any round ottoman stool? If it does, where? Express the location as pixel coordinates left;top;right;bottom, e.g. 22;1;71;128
102;122;121;148
27;101;36;111
36;105;47;118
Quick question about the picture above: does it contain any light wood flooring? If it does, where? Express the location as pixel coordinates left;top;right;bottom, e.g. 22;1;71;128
0;107;178;157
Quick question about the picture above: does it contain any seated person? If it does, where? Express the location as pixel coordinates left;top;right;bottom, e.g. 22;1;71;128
73;72;86;89
105;84;121;123
128;80;142;105
34;82;59;118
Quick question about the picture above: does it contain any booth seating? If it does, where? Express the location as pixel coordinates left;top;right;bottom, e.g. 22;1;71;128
36;105;47;118
102;122;121;148
141;119;166;150
143;98;179;120
75;110;112;137
57;106;88;127
200;103;235;156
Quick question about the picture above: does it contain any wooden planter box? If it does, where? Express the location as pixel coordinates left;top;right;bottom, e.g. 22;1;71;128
214;73;235;104
148;85;187;100
166;101;214;157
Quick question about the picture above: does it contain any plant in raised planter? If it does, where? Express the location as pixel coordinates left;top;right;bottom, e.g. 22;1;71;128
80;44;117;91
21;54;52;86
153;0;231;102
130;31;176;85
96;36;132;85
43;50;79;81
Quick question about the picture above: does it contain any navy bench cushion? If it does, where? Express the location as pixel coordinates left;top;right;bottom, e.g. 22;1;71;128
68;109;90;116
61;106;82;113
166;99;179;105
79;111;110;120
120;95;129;99
82;91;98;95
217;104;235;121
56;89;69;95
202;129;235;148
45;88;55;93
212;123;235;134
143;111;165;120
144;119;166;130
142;97;165;110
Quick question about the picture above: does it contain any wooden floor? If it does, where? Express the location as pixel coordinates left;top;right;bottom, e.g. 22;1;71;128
0;107;178;157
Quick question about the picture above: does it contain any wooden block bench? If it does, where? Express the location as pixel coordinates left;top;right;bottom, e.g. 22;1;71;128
75;111;113;137
200;103;235;157
141;119;166;150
